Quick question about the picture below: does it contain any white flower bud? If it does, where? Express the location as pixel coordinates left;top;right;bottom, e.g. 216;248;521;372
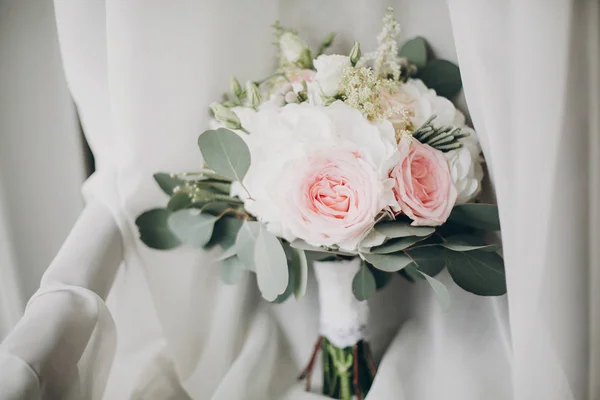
210;102;241;130
349;42;361;66
246;81;262;108
279;32;309;63
284;91;299;104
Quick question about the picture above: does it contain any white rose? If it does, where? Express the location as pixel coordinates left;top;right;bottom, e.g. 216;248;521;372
313;54;351;97
232;101;397;250
445;127;484;204
279;32;308;63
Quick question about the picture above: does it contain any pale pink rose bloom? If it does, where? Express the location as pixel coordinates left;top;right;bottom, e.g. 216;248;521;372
277;149;385;251
288;69;316;84
390;137;457;226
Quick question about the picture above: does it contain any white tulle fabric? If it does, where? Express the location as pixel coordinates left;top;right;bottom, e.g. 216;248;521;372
0;0;597;399
313;259;369;348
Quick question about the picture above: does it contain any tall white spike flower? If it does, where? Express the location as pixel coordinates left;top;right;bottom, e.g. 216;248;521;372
359;8;402;80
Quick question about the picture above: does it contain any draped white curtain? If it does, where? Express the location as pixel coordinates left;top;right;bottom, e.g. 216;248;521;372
0;1;597;399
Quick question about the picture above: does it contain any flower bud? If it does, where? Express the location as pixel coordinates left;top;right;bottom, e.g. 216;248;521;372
245;81;262;108
279;31;309;63
321;32;335;49
284;91;299;104
349;42;361;66
230;77;243;99
210;102;241;130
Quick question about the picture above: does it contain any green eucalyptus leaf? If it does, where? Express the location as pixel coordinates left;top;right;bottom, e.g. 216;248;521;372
422;273;451;311
445;249;506;296
273;261;295;304
352;262;377;301
404;246;446;277
215;245;239;262
135;208;182;250
374;220;435;238
448;203;501;231
167;192;192;211
235;220;260;271
399;36;428;69
369;235;430;254
221;256;245;285
200;202;232;216
400;264;425;282
153;173;184;195
197;128;251;183
254;227;289;302
167;209;217;248
206;217;243;250
362;252;413;272
440;234;500;252
290;248;308;299
196;180;232;195
418;59;462;99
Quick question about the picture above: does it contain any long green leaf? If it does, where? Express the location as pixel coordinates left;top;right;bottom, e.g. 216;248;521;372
404;246;446;277
135;208;182;250
254;227;289;301
418;59;462;99
197;128;251;183
440;234;500;252
422;273;451;311
167;209;217;248
153;173;184;195
374;220;435;238
369;235;430;254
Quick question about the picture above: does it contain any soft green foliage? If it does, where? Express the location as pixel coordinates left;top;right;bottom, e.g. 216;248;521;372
352;262;377;301
221;256;245;285
449;203;501;231
236;220;260;271
153;173;185;195
135;208;182;250
206;217;243;250
374;220;434;238
404;246;445;277
167;209;217;248
399;36;428;69
440;234;501;252
254;226;289;301
422;273;450;311
362;252;412;272
369;235;430;254
445;249;506;295
197;128;251;183
167;192;192;211
418;59;462;99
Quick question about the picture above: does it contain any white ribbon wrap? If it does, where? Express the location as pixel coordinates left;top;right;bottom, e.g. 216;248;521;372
313;258;369;348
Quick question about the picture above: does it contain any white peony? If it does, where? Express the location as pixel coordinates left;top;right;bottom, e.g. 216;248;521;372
279;32;309;63
313;55;351;97
232;101;397;250
383;78;457;131
445;111;484;204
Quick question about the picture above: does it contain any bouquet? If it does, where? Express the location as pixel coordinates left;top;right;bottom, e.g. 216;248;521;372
136;9;506;400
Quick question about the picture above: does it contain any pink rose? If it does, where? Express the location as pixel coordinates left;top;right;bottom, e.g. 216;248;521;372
289;69;316;84
390;137;457;226
277;149;386;251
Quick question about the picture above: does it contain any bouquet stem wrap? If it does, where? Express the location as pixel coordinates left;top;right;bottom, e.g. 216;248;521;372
313;258;375;399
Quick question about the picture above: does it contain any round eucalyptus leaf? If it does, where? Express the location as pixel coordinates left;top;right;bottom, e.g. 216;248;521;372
235;220;260;271
352;263;376;301
167;209;217;248
167;192;192;211
221;256;245;285
135;208;182;250
418;59;462;99
362;252;413;272
445;249;506;296
290;248;308;299
399;36;428;69
197;128;251;183
153;173;184;195
404;246;446;277
254;227;289;302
